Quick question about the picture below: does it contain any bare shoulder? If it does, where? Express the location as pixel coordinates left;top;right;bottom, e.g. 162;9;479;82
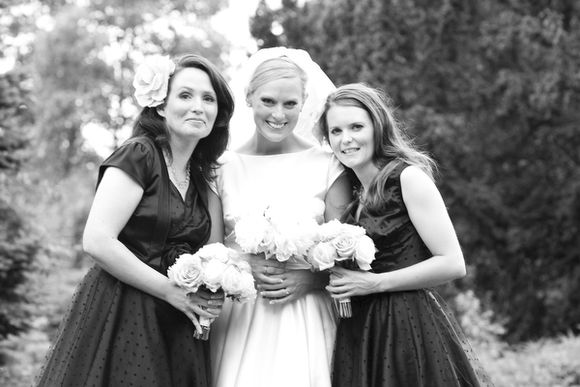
400;165;433;186
400;165;438;202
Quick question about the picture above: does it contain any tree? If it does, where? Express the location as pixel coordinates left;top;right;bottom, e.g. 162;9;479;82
31;0;230;178
0;69;39;343
251;0;580;342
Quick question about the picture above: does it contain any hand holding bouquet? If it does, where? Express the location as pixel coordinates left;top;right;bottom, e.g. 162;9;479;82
167;243;256;340
308;220;376;318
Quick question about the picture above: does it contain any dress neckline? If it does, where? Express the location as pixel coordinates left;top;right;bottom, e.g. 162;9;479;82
233;147;316;158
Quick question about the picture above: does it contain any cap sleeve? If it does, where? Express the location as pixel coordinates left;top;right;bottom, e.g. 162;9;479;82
98;138;155;188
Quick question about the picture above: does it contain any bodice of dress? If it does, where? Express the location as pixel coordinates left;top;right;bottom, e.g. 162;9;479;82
98;136;210;272
349;162;431;274
216;147;343;268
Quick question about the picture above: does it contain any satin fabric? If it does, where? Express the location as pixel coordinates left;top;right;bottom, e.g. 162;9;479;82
211;147;344;387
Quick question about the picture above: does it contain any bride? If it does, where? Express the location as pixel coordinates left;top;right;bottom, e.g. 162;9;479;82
210;47;351;387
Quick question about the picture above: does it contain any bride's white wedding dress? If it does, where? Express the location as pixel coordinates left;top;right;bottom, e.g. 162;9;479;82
210;147;343;387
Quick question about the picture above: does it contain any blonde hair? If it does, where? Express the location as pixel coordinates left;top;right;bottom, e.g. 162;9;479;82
318;83;436;211
245;56;308;103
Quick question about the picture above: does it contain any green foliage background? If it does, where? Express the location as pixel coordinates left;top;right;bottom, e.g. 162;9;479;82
249;0;580;343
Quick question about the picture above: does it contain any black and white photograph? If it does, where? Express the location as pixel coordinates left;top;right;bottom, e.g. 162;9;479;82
1;0;579;386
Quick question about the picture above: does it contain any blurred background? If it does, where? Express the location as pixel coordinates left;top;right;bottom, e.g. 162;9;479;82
0;0;579;386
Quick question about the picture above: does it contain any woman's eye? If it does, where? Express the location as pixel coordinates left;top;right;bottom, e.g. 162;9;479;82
284;101;298;108
179;92;192;99
203;95;216;103
352;124;363;130
330;128;341;135
261;98;275;106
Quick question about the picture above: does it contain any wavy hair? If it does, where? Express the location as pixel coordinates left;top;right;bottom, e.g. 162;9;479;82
318;83;436;212
132;54;234;181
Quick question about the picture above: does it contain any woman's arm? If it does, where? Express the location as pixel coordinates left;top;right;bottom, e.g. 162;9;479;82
324;172;352;221
206;187;224;244
83;167;219;332
327;166;466;297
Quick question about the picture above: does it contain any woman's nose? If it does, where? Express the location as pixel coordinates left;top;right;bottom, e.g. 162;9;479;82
190;96;203;112
271;105;285;120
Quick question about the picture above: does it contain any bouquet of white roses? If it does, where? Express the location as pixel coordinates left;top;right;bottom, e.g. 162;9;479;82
307;219;376;318
167;243;256;340
234;201;321;263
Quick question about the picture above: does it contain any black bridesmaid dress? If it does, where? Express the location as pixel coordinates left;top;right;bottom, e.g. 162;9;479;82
332;162;494;387
36;137;214;387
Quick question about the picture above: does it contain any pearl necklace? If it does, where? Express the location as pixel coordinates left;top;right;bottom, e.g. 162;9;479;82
164;151;191;190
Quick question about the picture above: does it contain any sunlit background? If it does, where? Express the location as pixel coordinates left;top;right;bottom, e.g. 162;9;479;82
1;1;579;386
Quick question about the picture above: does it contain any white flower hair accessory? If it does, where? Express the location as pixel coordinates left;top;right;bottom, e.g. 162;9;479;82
132;55;176;108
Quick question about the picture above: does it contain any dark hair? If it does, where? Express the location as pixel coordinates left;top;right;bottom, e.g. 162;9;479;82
318;83;436;211
132;54;234;182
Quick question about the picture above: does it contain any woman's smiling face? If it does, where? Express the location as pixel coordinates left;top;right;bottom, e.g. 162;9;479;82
248;76;304;143
326;104;376;174
158;67;218;142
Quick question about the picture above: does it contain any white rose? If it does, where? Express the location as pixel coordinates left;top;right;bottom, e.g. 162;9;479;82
232;259;252;273
318;219;365;241
332;234;358;259
221;262;256;302
202;259;227;292
258;227;276;253
196;243;231;263
132;55;175;107
221;264;245;295
167;253;203;292
238;272;257;301
308;242;337;271
273;228;299;262
354;235;376;271
235;214;271;254
292;218;320;257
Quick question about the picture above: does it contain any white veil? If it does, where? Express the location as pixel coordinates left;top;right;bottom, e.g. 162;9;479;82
227;47;336;149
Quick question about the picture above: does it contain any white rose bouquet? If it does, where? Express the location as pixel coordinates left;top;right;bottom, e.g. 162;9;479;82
234;201;321;263
308;219;376;318
167;243;256;340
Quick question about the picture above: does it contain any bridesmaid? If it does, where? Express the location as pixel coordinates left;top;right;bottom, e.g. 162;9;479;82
36;54;234;387
320;83;494;386
210;47;351;387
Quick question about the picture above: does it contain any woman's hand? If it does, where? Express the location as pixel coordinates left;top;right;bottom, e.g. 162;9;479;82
260;268;328;304
164;283;224;334
248;254;286;287
325;266;381;299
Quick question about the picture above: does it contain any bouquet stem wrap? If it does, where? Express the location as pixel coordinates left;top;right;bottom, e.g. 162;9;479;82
194;316;212;341
333;297;352;318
